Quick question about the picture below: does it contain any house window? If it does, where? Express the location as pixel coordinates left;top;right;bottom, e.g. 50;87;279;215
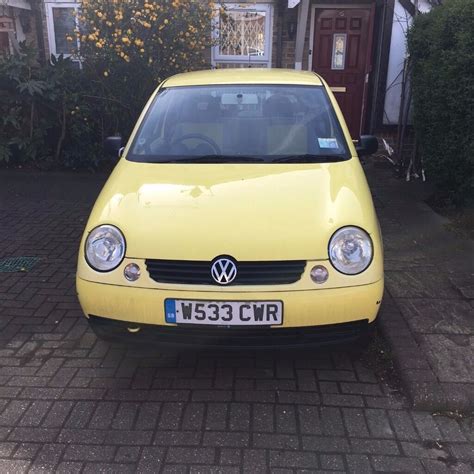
212;3;273;67
0;15;15;56
45;2;80;59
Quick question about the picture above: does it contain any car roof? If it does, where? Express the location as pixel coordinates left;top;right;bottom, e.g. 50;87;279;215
163;68;324;88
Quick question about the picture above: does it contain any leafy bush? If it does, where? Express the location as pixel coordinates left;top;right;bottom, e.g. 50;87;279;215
0;0;215;169
408;0;474;205
76;0;216;138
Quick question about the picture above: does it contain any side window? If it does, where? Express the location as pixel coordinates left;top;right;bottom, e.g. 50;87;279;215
45;2;80;60
212;3;273;68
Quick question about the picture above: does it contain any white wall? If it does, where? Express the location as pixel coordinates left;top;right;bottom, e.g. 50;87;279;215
383;0;431;125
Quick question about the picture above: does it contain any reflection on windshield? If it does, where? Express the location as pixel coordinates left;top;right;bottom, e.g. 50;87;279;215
128;85;350;163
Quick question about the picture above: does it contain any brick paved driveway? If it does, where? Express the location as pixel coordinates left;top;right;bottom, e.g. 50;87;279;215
0;171;472;473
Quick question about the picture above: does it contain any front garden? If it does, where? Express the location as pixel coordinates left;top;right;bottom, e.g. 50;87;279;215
0;0;215;169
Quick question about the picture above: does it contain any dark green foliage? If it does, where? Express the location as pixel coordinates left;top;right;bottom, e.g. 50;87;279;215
408;0;474;205
0;44;106;169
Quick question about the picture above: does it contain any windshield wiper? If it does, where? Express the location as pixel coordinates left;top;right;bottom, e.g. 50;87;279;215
272;154;347;163
163;155;266;163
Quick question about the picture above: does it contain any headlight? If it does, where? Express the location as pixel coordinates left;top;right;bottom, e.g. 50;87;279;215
85;225;126;272
329;226;373;275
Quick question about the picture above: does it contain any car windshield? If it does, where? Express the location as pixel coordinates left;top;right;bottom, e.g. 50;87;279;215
128;84;350;163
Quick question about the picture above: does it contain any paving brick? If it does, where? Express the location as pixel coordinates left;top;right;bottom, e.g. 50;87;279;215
365;409;395;438
320;454;345;470
302;436;351;453
388;410;420;441
298;406;322;435
412;412;443;440
189;467;240;474
166;447;215;464
345;454;371;473
229;403;250;431
115;446;141;463
253;433;299;450
252;404;274;432
243;449;268;472
341;382;384;397
0;401;30;426
278;391;321;404
372;455;424;472
204;403;228;431
65;401;96;429
296;369;317;391
112;402;139;430
450;444;474;462
162;465;188;474
400;441;450;459
220;448;241;466
154;430;201;446
11;442;40;460
421;459;473;473
64;444;116;462
56;461;83;474
276;405;297;433
8;427;59;443
342;408;370;437
434;415;468;442
58;428;106;445
350;438;400;455
88;401;118;430
0;459;31;473
105;430;153;446
181;402;204;431
320;394;365;407
270;450;318;469
137;447;165;473
320;407;345;436
82;462;135;473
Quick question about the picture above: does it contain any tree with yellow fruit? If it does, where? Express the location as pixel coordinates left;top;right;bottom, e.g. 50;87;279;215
76;0;217;136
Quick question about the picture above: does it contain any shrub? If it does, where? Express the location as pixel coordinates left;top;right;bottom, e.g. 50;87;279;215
76;0;216;138
408;0;474;205
0;1;216;169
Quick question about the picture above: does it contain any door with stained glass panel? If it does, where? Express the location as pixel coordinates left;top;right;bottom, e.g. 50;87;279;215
311;7;375;137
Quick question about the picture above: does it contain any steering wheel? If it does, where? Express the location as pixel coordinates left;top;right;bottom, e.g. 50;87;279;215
171;133;221;155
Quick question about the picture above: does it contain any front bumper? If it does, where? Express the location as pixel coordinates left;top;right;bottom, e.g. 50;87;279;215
77;278;383;347
88;315;375;349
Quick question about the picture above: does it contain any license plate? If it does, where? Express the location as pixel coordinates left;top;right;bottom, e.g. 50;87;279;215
165;299;283;326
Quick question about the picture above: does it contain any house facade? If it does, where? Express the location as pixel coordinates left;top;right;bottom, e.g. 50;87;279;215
2;0;428;138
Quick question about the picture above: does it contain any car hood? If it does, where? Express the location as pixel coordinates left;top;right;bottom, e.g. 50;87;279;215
85;159;379;261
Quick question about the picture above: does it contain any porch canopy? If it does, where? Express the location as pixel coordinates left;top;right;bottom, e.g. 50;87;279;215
5;0;31;9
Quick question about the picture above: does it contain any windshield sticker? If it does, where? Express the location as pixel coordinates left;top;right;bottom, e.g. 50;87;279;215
318;138;339;149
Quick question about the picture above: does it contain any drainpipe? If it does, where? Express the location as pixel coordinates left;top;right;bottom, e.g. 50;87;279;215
276;0;284;68
294;0;309;70
369;0;388;133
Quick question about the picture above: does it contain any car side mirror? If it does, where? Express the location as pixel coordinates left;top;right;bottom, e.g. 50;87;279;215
356;135;378;157
104;136;124;159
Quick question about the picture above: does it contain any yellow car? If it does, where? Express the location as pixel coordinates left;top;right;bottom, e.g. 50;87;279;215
76;69;383;349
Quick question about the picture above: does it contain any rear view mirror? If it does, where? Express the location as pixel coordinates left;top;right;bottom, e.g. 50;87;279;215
104;136;124;159
356;135;378;157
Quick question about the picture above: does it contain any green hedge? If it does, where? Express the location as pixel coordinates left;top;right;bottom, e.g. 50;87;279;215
408;0;474;205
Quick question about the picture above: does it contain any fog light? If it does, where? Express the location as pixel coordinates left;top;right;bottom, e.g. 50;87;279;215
310;265;329;284
124;263;140;281
127;327;141;333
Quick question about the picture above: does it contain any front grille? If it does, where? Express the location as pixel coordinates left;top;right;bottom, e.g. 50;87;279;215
145;259;306;285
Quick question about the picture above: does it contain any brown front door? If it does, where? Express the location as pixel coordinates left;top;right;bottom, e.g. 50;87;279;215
312;7;375;137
